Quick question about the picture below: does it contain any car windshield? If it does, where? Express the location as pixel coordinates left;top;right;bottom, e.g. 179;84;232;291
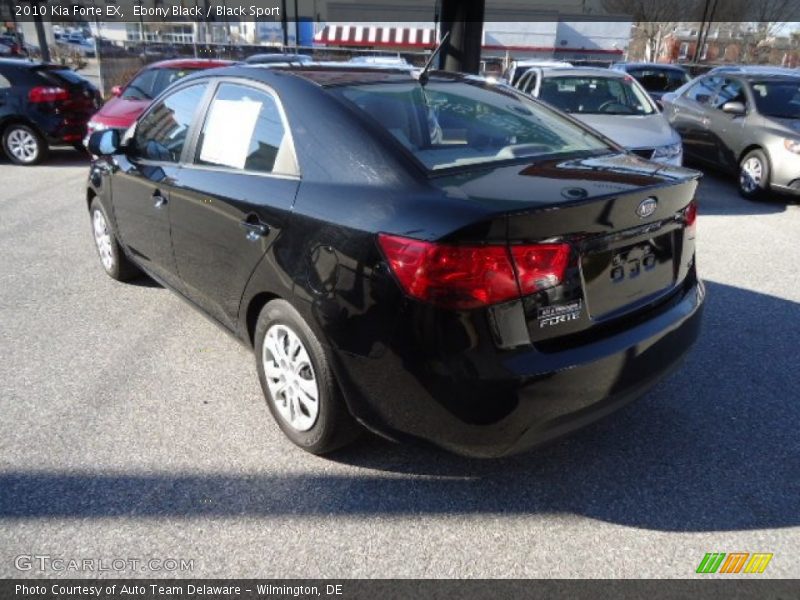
750;80;800;119
539;75;656;115
629;68;690;93
333;79;613;171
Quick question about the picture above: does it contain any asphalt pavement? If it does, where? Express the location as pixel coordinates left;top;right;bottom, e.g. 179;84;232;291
0;149;798;578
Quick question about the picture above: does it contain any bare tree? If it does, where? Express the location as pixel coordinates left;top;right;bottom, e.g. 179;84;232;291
601;0;688;61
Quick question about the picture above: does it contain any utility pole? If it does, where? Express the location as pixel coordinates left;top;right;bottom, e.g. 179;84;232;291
437;0;485;73
281;0;288;48
33;11;49;61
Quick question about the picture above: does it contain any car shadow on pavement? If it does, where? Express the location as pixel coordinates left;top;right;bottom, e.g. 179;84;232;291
0;148;90;169
0;281;797;532
694;171;799;217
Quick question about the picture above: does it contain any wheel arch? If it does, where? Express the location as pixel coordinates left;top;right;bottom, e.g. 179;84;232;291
738;144;768;166
0;115;46;141
244;292;282;348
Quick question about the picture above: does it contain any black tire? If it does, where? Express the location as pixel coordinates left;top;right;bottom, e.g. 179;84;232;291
2;123;48;165
254;299;361;454
89;198;140;281
738;148;770;200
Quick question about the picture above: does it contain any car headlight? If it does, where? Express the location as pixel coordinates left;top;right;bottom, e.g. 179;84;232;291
652;142;683;159
783;138;800;154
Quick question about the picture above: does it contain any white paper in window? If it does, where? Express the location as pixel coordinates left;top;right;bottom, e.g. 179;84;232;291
199;99;261;169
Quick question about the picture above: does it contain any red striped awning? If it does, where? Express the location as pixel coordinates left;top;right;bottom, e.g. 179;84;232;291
314;25;437;49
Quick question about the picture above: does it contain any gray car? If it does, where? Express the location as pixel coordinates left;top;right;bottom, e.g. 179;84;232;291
516;67;683;165
662;67;800;199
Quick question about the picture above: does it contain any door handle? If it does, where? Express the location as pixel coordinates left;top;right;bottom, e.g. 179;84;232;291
152;190;167;208
240;214;270;241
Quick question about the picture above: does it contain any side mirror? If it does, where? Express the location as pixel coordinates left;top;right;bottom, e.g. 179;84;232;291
722;101;746;116
87;129;120;156
110;85;122;97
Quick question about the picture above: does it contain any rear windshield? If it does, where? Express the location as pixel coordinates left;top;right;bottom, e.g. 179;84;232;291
333;79;613;171
539;75;656;115
35;66;90;87
750;80;800;119
628;68;690;93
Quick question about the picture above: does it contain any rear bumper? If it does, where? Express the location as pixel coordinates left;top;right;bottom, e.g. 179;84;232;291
334;279;705;457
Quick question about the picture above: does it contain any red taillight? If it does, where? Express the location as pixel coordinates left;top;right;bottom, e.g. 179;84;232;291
378;233;570;310
684;201;697;235
28;86;70;103
511;244;571;296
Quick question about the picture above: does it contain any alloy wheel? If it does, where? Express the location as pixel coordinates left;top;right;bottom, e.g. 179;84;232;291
92;209;114;271
740;157;763;194
7;128;39;163
262;323;320;432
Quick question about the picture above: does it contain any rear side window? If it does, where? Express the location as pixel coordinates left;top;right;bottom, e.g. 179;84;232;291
38;68;88;86
0;74;9;89
133;84;206;162
195;83;296;175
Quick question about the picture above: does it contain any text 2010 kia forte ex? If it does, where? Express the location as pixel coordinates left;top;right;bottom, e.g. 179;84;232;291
85;64;704;457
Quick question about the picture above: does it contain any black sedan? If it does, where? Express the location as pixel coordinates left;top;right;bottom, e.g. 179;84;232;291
85;64;704;457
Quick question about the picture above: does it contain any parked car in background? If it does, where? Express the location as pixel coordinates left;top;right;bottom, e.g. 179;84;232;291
348;55;411;67
610;63;691;102
0;34;27;57
85;64;703;457
60;33;96;58
0;59;101;164
520;67;683;165
245;53;311;65
503;59;573;86
662;68;800;199
85;58;233;141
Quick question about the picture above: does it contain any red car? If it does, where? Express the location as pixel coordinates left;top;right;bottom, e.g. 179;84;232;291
86;58;232;140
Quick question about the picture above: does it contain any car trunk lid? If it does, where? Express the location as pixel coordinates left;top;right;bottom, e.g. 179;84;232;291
431;152;699;345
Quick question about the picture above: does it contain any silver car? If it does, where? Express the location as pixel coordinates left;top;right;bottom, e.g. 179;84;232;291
662;67;800;199
516;67;683;166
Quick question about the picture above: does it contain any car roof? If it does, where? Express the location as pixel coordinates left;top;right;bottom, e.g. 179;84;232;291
145;58;234;70
514;59;572;67
539;66;627;78
247;63;420;85
709;65;798;75
245;53;309;63
615;62;687;71
0;58;69;69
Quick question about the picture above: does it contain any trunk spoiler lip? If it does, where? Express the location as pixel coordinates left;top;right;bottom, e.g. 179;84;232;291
496;176;700;220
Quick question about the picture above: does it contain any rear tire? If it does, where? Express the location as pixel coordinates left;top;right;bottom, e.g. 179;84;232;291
738;149;770;200
254;299;361;454
89;198;140;281
2;123;48;165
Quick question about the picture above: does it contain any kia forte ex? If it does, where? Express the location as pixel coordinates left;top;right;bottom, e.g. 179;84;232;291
85;64;704;457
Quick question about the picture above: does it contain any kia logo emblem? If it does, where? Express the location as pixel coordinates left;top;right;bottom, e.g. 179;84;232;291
636;197;658;218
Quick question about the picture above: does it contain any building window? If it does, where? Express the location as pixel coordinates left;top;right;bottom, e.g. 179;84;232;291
126;23;142;41
679;42;690;59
